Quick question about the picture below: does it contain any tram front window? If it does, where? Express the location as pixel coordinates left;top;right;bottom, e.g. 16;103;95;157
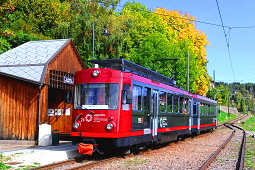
75;84;119;109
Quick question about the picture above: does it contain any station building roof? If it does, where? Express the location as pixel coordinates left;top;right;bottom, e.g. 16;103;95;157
0;39;71;84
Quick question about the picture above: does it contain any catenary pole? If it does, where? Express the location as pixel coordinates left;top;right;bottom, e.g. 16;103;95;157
187;52;190;92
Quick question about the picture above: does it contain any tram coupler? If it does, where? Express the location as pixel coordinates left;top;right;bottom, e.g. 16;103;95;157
78;143;99;155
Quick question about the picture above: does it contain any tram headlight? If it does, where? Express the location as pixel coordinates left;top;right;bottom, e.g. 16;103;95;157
106;123;114;131
92;70;100;77
73;121;80;129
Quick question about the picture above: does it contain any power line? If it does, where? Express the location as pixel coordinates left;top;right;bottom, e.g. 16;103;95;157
215;0;236;82
116;4;255;30
116;2;255;82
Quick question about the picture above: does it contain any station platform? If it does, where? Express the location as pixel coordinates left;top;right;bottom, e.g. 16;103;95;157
0;140;82;168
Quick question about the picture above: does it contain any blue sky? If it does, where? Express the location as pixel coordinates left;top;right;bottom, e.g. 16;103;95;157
117;0;255;84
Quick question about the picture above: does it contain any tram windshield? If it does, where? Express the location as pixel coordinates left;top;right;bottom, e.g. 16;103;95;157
74;83;119;110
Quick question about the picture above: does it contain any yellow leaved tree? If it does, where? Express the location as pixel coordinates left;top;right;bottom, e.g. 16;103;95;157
154;8;210;95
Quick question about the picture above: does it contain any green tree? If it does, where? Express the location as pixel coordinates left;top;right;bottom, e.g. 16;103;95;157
50;0;120;65
0;38;11;54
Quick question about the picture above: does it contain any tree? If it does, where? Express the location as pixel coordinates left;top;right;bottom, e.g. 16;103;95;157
154;8;210;95
50;0;120;65
0;38;11;54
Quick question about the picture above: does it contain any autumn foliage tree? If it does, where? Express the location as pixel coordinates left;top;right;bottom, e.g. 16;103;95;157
153;8;210;95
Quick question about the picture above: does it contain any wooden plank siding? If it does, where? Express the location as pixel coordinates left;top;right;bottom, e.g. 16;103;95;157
0;75;39;140
41;41;84;133
0;39;85;140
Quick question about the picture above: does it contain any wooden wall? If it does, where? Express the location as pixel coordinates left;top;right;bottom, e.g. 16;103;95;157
40;41;84;133
0;75;39;140
0;40;85;140
47;88;73;132
43;41;84;84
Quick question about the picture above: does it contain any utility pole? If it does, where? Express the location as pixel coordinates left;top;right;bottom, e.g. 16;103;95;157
253;88;255;115
92;22;95;60
228;84;230;117
213;70;215;100
187;53;190;92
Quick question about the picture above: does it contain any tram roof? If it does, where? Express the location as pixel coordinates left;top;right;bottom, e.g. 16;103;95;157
89;59;177;87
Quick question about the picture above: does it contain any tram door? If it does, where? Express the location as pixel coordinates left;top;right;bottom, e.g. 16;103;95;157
151;90;159;139
192;101;200;134
143;87;151;130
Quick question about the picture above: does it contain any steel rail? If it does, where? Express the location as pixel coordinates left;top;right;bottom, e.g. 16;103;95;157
199;124;235;170
31;159;76;170
218;114;248;128
231;124;246;170
199;123;246;170
68;157;122;170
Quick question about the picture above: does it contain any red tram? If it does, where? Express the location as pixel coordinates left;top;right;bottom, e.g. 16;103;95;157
71;59;218;155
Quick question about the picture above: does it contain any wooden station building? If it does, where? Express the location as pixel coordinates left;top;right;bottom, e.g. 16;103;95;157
0;39;85;141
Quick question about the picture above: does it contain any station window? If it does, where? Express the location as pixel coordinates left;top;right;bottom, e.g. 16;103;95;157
132;85;142;110
167;93;173;113
159;91;167;113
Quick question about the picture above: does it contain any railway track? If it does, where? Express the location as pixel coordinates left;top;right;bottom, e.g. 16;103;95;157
33;153;137;169
200;123;246;170
218;113;249;128
34;114;249;170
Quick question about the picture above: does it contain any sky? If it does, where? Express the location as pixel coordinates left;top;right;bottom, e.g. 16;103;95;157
117;0;255;84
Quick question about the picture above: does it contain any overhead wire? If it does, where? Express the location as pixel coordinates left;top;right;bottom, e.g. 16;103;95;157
116;2;255;82
115;4;255;29
215;0;236;82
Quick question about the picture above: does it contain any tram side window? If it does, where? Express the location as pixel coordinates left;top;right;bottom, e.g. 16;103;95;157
208;104;212;115
180;98;188;114
173;95;179;113
200;103;205;115
179;97;184;113
167;93;173;113
143;88;148;111
185;99;189;114
206;104;209;115
122;84;130;110
132;85;142;110
159;91;166;113
203;104;206;115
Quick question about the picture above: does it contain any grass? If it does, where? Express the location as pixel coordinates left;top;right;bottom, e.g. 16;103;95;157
123;158;148;166
234;114;255;169
0;153;41;170
217;110;237;123
14;152;24;155
0;153;12;169
0;162;12;169
244;136;255;169
240;116;255;131
17;162;41;169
